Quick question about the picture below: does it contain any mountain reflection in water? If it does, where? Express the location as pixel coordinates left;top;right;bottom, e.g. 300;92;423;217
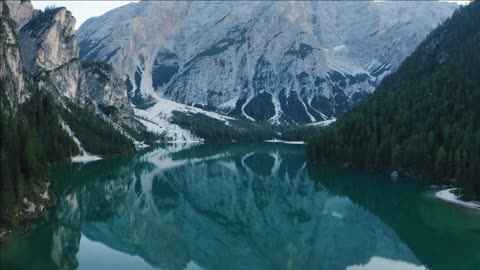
2;143;479;270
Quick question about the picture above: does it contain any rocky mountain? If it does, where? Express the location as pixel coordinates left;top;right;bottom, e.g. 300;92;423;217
77;1;458;124
82;61;138;129
1;0;275;227
0;1;153;227
15;5;141;132
0;0;31;111
18;6;88;105
3;1;148;135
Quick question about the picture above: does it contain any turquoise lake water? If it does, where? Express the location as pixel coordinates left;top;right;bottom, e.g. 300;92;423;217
1;143;479;270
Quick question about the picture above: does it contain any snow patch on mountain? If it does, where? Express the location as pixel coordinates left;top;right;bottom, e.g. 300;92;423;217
134;97;237;142
60;119;102;163
307;118;337;127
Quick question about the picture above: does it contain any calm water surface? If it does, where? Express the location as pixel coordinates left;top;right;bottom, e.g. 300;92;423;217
1;143;479;270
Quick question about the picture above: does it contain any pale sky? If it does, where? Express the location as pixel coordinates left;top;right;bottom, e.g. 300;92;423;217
32;1;470;30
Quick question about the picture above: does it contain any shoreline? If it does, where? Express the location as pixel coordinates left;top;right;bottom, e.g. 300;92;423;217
265;139;305;145
0;198;55;240
435;188;480;210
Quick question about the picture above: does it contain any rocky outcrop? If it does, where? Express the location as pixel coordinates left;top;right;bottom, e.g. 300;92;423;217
77;1;458;124
0;1;30;111
7;2;144;135
19;7;78;74
83;61;137;128
0;1;154;231
18;6;87;105
4;0;33;29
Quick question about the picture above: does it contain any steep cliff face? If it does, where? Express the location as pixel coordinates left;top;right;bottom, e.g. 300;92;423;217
1;2;63;226
18;6;87;105
77;1;458;124
6;2;148;137
0;1;155;228
0;1;32;111
82;61;137;129
4;0;33;29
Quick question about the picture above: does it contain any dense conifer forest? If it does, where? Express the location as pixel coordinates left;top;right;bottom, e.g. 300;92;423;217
60;102;135;156
171;111;275;142
0;90;136;225
308;2;480;200
0;89;78;225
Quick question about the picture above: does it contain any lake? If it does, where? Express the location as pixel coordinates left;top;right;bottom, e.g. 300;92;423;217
1;143;479;270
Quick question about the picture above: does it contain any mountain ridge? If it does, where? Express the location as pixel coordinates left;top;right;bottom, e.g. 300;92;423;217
77;0;458;124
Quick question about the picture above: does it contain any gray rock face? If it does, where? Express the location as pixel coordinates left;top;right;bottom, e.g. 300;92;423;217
18;6;87;105
83;62;137;128
6;2;139;129
0;1;36;111
0;1;28;111
4;0;33;30
1;1;147;144
77;1;458;124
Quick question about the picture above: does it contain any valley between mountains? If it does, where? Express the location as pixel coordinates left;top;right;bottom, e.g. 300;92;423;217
2;0;478;233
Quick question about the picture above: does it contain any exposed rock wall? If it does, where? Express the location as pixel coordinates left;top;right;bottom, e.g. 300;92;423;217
0;1;31;110
3;2;138;130
83;62;137;128
77;1;458;124
4;0;33;29
18;7;87;105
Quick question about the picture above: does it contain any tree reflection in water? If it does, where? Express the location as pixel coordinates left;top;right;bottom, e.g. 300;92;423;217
4;143;477;270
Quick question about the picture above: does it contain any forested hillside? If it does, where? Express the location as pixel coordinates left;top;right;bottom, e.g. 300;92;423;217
0;89;138;226
171;111;275;142
0;2;140;227
308;1;480;200
1;89;78;225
